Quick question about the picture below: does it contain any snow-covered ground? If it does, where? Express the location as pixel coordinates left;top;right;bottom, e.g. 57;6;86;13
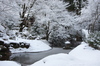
8;39;51;53
0;38;51;53
30;42;100;66
0;61;20;66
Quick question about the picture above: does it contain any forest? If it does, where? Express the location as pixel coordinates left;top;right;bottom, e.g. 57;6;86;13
0;0;100;66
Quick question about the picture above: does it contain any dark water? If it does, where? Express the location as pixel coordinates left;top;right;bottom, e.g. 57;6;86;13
10;47;71;66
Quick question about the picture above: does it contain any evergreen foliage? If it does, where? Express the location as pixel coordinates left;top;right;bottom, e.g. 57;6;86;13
64;0;87;15
87;31;100;49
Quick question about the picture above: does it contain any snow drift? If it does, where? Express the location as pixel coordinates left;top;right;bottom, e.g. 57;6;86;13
30;42;100;66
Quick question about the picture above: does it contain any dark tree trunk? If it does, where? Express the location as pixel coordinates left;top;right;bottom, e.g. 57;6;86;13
19;23;25;32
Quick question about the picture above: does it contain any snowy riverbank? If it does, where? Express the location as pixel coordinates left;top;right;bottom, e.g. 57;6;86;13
0;42;100;66
30;42;100;66
9;39;51;53
0;38;51;53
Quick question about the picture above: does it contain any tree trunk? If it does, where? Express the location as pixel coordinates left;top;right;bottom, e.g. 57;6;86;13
19;23;25;32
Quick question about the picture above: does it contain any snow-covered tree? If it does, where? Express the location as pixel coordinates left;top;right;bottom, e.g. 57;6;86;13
0;0;20;39
70;0;100;31
30;0;73;40
16;0;36;32
0;0;20;24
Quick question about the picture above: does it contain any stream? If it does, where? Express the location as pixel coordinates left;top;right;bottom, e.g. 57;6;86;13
10;47;71;66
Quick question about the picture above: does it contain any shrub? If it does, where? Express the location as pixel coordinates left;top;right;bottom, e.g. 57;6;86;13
87;31;100;49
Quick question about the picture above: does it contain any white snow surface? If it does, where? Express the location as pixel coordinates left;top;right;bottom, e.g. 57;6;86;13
65;41;70;44
30;42;100;66
69;42;100;64
8;38;51;53
0;61;20;66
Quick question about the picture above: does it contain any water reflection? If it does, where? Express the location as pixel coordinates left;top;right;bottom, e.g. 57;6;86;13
10;48;71;65
10;53;42;65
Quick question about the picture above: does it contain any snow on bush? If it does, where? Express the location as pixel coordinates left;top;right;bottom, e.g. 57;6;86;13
86;31;100;49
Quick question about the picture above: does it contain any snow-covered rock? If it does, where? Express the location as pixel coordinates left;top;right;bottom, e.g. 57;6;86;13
65;41;70;44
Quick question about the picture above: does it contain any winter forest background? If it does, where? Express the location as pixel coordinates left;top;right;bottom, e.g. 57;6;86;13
0;0;100;48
